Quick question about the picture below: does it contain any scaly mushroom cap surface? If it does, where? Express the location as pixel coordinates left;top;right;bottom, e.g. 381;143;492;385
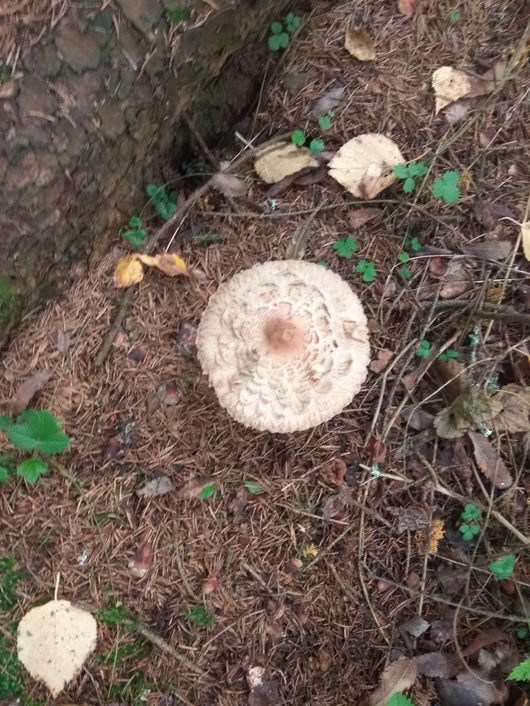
196;260;370;433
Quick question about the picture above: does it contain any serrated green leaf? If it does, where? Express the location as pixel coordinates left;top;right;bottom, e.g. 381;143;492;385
16;459;48;484
408;162;428;178
318;115;332;130
199;484;216;500
356;261;376;283
489;554;516;580
8;410;69;455
271;21;283;34
291;130;306;147
398;252;410;263
432;171;461;205
403;177;415;194
333;236;358;258
460;502;481;521
309;138;324;154
388;694;415;706
507;658;530;681
449;8;460;22
185;606;215;629
393;164;409;180
0;415;12;430
244;481;262;495
0;466;9;484
129;215;142;228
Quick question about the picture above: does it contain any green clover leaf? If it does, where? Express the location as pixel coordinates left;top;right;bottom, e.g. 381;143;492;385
403;177;416;194
318;115;332;131
459;523;480;542
388;695;415;706
244;481;262;495
416;340;431;358
356;260;376;283
507;658;530;681
406;236;421;252
489;554;516;580
439;349;459;362
0;466;9;484
432;171;461;205
291;130;306;147
460;503;482;522
271;21;283;34
332;236;358;258
393;164;409;179
398;266;411;281
398;252;410;263
408;162;428;178
309;138;324;154
199;484;216;500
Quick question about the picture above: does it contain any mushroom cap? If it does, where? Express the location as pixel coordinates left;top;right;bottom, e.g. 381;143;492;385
196;260;370;433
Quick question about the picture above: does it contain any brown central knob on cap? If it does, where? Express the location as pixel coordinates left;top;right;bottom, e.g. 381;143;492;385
263;315;306;358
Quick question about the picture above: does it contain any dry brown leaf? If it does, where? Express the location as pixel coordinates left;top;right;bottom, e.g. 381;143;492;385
415;653;462;678
178;475;216;499
254;142;318;184
328;134;404;199
136;475;175;498
439;260;472;299
210;172;248;197
128;541;153;578
462;240;512;261
17;600;97;697
370;348;394;373
321;489;351;520
349;207;383;229
137;253;187;277
345;28;375;61
400;616;430;638
473;200;517;229
113;255;144;288
432;66;493;114
491;384;530;432
521;221;530;261
435;387;502;439
4;370;54;415
368;657;418;706
468;431;512;489
462;629;509;657
398;0;419;15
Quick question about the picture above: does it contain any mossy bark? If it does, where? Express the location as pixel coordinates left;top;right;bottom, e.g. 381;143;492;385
0;0;292;343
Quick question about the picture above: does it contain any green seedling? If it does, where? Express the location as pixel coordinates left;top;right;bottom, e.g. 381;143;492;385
459;523;480;542
199;484;216;500
489;554;516;580
356;260;376;283
393;162;428;194
185;606;215;629
516;625;529;640
244;480;262;495
461;503;481;522
439;349;459;362
388;695;415;706
268;21;290;51
398;266;411;281
432;171;460;205
398;252;410;263
416;340;431;359
318;115;332;130
1;410;70;485
333;236;358;258
166;7;190;22
449;8;460;22
285;12;302;33
406;236;421;252
309;138;325;154
146;184;177;221
507;658;530;681
291;130;306;147
122;215;148;251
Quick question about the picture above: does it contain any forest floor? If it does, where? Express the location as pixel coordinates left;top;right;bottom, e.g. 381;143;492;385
1;1;530;705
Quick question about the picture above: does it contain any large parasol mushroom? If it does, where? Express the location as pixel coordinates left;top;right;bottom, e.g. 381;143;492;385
196;260;370;433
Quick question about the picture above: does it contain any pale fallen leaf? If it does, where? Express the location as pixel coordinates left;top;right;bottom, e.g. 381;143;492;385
113;255;144;288
349;207;383;229
136;475;175;498
137;253;187;277
370;348;394;373
311;86;345;117
445;100;471;124
328;134;404;199
369;657;418;706
432;66;493;114
128;541;153;578
398;0;419;15
17;600;97;697
211;172;248;197
400;615;430;638
439;260;472;299
521;221;530;261
254;142;318;184
468;431;512;489
345;28;375;61
491;384;530;432
4;370;54;416
415;653;462;678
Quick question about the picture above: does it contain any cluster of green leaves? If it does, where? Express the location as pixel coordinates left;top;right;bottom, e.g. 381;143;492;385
416;340;431;359
122;215;148;251
449;8;460;22
166;7;190;23
98;602;138;629
291;129;324;155
0;410;70;484
146;183;177;221
331;236;376;283
507;658;530;681
394;162;461;205
199;480;262;500
356;260;377;283
459;502;482;542
268;13;302;51
439;348;459;362
185;606;215;629
397;251;411;281
489;554;516;580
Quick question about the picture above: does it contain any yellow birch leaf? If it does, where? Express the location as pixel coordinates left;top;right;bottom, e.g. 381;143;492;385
138;253;188;277
113;255;144;288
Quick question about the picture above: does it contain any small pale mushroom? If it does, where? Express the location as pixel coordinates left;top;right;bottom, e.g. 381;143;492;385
196;260;370;433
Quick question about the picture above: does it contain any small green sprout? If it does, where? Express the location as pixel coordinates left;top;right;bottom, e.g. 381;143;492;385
398;266;411;281
122;215;148;251
356;260;377;283
146;184;177;221
432;171;460;205
459;523;480;542
0;466;9;484
185;606;215;629
439;349;459;362
16;459;48;485
244;481;262;495
398;252;410;263
449;8;460;22
416;340;431;359
7;410;69;455
309;138;324;154
332;236;358;259
388;694;415;706
460;503;481;522
489;554;516;580
268;21;290;51
199;484;216;500
507;658;530;681
166;7;190;23
406;236;421;252
285;12;302;33
393;162;428;194
318;115;332;131
291;130;306;147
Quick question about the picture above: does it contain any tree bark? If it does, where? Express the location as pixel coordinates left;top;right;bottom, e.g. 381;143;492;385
0;0;292;342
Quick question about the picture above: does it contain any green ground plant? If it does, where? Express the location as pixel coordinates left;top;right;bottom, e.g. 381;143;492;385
393;162;428;194
356;260;376;283
166;7;190;23
185;606;215;629
268;13;302;51
416;340;431;359
432;171;461;204
0;410;70;484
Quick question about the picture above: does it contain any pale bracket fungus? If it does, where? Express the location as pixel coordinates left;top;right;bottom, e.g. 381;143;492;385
196;260;370;433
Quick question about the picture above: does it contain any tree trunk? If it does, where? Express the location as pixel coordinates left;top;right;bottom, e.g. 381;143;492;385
0;0;292;342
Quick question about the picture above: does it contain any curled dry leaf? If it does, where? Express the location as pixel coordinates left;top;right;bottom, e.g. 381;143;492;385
3;370;54;416
210;172;248;197
439;260;472;299
17;600;97;697
178;475;216;499
491;384;530;432
328;134;404;199
462;629;509;657
128;541;153;578
345;28;375;61
370;348;394;373
432;66;493;114
137;253;187;277
369;657;418;706
113;255;144;288
468;431;512;489
136;475;175;498
254;142;318;184
473;200;517;229
435;387;502;439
